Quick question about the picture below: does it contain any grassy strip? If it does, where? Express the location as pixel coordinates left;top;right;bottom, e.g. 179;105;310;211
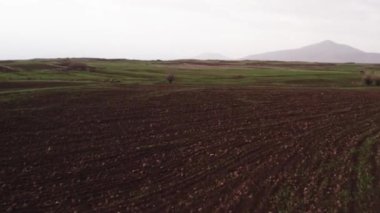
273;186;295;213
356;138;377;211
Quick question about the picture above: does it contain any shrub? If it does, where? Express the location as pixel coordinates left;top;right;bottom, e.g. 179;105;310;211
166;73;175;84
362;75;373;86
55;59;95;72
372;76;380;86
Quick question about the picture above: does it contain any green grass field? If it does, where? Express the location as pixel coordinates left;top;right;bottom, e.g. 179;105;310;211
0;58;378;96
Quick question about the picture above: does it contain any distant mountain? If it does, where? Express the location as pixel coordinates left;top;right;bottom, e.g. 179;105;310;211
192;53;229;60
245;40;380;64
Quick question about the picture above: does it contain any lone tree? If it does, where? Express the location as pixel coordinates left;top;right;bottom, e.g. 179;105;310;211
166;73;175;84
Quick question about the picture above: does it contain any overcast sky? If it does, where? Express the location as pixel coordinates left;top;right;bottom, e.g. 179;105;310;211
0;0;379;60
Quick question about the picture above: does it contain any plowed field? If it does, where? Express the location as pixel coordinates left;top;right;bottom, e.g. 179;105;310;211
1;86;380;212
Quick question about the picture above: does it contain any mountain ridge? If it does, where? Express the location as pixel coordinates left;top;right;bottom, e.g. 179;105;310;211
244;40;380;64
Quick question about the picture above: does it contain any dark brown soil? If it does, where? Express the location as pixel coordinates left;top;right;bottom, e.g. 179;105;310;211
55;60;96;71
0;65;18;72
8;63;60;71
1;85;380;212
0;81;81;91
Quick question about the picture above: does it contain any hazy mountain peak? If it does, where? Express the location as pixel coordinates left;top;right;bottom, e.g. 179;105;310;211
192;53;229;60
319;40;336;45
303;40;363;53
245;40;380;63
